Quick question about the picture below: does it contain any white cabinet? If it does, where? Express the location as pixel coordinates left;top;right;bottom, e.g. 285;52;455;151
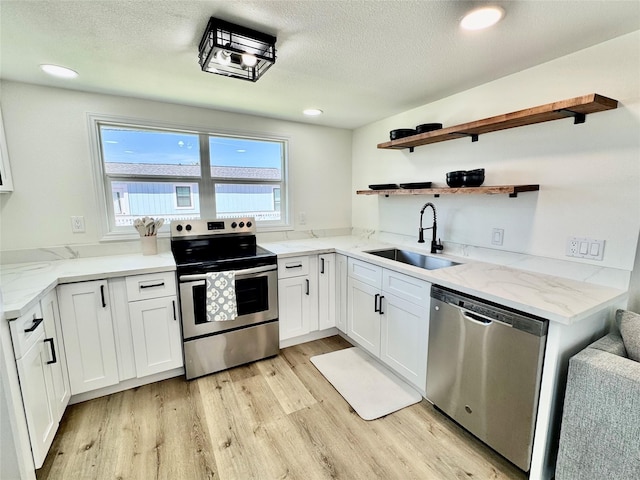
347;258;430;391
318;253;336;330
277;255;319;341
126;272;182;377
335;254;348;333
10;294;69;469
57;280;119;394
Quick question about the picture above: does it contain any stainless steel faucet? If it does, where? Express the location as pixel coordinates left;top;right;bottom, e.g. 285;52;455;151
418;202;444;254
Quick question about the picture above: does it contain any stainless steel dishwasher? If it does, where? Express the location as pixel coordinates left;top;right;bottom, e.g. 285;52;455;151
426;285;548;472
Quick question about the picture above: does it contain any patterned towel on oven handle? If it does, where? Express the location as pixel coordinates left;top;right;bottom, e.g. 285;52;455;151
205;271;238;321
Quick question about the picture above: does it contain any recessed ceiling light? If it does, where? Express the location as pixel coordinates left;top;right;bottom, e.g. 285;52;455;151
460;6;505;31
303;109;323;116
40;64;79;79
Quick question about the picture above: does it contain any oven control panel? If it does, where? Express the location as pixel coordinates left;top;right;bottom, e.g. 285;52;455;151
170;217;256;237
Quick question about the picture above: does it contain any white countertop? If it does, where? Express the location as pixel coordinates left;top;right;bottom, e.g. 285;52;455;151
0;253;176;319
262;236;627;325
1;236;627;325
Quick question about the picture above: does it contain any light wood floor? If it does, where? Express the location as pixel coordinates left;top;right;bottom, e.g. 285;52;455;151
37;336;526;480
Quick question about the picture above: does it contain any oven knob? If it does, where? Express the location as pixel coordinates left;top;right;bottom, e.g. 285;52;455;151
185;224;192;231
231;222;237;228
176;225;183;232
246;221;252;228
239;222;245;228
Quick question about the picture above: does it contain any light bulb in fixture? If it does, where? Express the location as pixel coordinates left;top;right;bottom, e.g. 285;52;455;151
241;53;258;67
303;109;323;116
40;64;78;79
215;50;232;66
460;6;504;31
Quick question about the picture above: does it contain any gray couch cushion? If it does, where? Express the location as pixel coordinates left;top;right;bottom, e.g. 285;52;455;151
617;309;640;362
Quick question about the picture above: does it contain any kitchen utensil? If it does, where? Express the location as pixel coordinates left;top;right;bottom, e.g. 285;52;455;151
415;123;443;134
389;129;417;140
446;171;465;188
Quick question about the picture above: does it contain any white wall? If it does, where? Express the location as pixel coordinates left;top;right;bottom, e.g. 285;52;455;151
0;82;352;251
352;31;640;274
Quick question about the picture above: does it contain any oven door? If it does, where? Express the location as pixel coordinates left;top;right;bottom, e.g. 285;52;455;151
179;265;278;340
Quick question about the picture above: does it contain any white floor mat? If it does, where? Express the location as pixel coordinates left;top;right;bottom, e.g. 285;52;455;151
310;347;422;420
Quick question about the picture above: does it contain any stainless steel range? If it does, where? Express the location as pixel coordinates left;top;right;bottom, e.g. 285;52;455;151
171;217;279;380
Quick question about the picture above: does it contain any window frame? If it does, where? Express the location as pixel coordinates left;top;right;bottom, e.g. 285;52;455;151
88;114;290;241
174;184;194;209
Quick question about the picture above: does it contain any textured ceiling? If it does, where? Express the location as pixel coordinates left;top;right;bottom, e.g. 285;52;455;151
1;1;639;129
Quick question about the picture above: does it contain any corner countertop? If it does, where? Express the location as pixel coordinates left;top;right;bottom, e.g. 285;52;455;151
261;236;627;325
1;236;627;325
1;253;176;320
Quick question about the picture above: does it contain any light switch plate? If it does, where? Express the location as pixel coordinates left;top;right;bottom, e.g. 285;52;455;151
566;236;604;260
491;228;504;246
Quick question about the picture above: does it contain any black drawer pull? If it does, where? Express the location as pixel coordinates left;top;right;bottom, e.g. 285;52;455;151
140;282;165;289
45;338;57;365
24;317;43;333
374;294;380;313
285;264;303;269
379;295;385;315
321;258;325;274
172;300;177;321
100;284;107;308
305;279;310;295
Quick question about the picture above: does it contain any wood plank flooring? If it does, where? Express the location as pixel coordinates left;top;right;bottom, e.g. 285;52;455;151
37;336;526;480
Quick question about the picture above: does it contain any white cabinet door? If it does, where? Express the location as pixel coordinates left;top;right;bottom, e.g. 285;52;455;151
278;276;312;340
40;290;70;420
318;253;336;330
57;280;119;394
335;254;348;333
128;296;183;377
16;334;56;469
347;277;381;356
380;292;429;391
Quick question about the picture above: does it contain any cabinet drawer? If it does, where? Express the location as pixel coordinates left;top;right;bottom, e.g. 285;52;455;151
348;258;382;288
278;256;310;279
383;270;430;306
126;271;177;301
9;302;45;359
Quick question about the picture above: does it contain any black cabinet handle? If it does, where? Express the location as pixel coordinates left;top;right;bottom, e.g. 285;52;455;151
285;264;303;269
374;294;380;313
100;284;107;308
321;258;325;274
140;282;165;289
305;279;310;295
44;338;57;365
172;300;177;321
23;318;43;333
379;295;385;315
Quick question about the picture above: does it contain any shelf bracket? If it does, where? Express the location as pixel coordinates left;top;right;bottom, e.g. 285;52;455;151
555;109;586;125
509;192;518;198
460;133;479;142
409;147;414;153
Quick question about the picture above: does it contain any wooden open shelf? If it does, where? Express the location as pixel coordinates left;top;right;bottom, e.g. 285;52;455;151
378;94;618;151
356;184;540;198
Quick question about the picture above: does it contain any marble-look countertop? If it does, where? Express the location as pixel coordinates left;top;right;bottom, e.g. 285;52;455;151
262;236;627;325
1;236;627;325
0;253;176;319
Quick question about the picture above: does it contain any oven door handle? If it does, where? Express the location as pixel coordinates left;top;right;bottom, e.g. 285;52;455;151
179;264;276;282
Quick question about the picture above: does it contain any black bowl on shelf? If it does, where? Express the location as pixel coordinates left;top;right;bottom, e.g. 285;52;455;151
463;168;485;187
390;129;417;140
446;170;465;188
415;123;443;134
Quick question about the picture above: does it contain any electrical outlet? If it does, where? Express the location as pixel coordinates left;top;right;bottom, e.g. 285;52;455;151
299;211;307;225
71;216;85;233
491;228;504;246
566;236;605;260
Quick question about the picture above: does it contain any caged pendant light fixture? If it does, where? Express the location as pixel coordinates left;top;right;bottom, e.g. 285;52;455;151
198;17;277;82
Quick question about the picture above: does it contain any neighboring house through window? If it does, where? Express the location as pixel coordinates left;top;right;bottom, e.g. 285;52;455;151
90;117;289;238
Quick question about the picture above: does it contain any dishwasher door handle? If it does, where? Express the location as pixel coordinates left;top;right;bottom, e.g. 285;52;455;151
462;312;493;326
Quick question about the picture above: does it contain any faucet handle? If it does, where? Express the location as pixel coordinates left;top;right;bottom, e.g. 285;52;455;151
433;238;444;252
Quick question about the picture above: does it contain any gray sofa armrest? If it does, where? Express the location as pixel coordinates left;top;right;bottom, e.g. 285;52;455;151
589;332;627;357
555;345;640;479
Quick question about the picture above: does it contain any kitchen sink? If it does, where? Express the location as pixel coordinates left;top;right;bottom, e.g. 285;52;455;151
365;248;459;270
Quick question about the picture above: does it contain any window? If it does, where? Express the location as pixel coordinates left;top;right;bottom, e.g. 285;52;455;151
92;118;288;237
175;185;193;208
